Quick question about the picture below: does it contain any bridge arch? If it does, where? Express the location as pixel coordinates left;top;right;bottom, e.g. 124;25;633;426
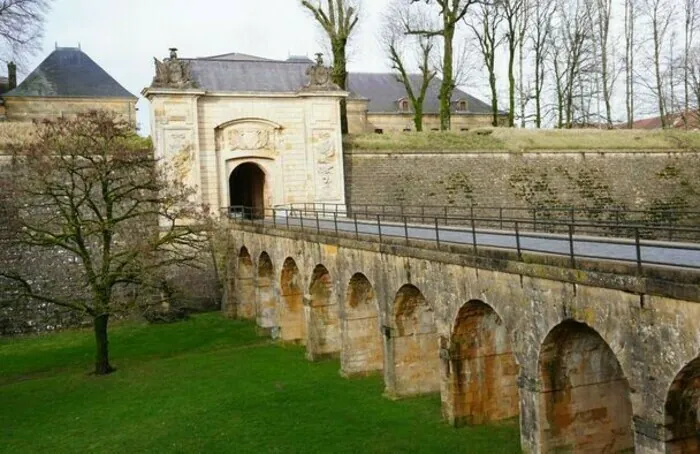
444;300;519;426
279;257;305;343
385;284;440;397
538;320;633;453
233;246;255;319
340;273;383;376
306;264;340;360
255;252;276;335
664;355;700;452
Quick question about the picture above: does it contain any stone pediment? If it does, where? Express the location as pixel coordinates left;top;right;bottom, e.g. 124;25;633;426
215;118;282;155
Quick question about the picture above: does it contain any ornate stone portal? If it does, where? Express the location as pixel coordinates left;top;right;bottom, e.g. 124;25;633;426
142;48;347;214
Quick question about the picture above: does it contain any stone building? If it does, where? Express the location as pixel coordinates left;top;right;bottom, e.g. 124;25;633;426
346;72;506;132
142;49;348;214
1;46;137;123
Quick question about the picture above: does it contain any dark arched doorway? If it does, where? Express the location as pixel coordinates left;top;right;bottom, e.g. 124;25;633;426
229;163;265;218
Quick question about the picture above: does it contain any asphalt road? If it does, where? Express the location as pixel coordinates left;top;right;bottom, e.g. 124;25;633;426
259;215;700;270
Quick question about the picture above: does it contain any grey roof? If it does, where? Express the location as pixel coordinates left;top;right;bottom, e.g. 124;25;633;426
184;53;495;114
5;47;135;99
347;73;495;114
186;58;311;93
203;52;275;61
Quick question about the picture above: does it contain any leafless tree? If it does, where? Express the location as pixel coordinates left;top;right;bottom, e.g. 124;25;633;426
301;0;360;134
0;0;51;65
466;2;503;126
639;0;676;128
499;0;527;127
382;2;437;131
408;0;480;130
682;0;699;126
528;0;554;128
588;0;614;127
0;112;206;375
624;0;638;127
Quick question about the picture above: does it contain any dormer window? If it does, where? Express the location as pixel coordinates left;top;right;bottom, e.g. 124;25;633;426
455;99;468;112
398;98;410;112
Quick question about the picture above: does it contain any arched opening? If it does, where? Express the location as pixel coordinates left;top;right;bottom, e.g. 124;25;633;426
341;273;383;376
233;247;255;319
447;300;519;426
255;252;276;335
229;162;265;219
538;320;633;453
306;264;340;361
279;257;305;343
665;356;700;453
388;284;440;396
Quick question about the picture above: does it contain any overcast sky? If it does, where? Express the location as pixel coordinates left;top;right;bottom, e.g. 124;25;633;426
22;0;399;134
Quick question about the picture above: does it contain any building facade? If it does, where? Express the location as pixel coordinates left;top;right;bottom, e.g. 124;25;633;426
142;50;348;214
1;47;137;123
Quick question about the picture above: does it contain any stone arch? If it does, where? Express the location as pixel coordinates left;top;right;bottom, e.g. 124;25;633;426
306;264;340;361
386;284;440;397
279;257;305;343
233;246;255;319
665;356;700;452
340;273;383;377
255;252;276;335
444;300;519;426
538;320;634;453
229;162;267;219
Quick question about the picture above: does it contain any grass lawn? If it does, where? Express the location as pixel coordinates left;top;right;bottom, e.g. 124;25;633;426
344;128;700;151
0;313;520;453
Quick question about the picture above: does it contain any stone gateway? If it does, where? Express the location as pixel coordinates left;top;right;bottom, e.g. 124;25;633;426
142;49;348;215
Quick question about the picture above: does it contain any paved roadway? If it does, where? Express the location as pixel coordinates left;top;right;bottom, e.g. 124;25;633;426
260;215;700;270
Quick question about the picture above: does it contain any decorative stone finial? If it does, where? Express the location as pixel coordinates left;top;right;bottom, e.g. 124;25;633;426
169;48;178;59
315;53;324;66
303;52;339;91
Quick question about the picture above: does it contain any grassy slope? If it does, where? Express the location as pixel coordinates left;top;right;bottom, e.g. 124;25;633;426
345;129;700;151
0;314;520;453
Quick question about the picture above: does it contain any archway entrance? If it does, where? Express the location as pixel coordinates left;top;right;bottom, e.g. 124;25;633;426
229;163;265;218
538;320;633;453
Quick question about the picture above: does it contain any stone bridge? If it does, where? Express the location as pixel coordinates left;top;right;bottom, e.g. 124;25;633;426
222;221;700;453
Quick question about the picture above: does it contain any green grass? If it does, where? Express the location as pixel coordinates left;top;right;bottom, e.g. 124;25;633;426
345;129;700;151
0;313;520;453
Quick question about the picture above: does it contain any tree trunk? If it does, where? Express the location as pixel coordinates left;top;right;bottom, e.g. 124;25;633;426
489;66;499;126
440;23;455;131
332;40;349;134
508;42;516;127
94;314;115;375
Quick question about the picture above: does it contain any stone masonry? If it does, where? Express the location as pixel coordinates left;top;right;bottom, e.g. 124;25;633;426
223;221;700;454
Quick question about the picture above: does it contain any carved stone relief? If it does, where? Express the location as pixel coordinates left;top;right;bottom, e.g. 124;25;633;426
164;130;195;183
313;130;339;197
215;119;281;154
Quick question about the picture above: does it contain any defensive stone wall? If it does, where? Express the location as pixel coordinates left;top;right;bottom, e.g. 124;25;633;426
344;148;700;213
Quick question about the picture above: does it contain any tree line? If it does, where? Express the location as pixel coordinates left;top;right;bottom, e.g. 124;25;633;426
302;0;700;130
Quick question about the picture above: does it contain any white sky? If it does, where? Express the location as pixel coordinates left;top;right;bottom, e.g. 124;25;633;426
22;0;398;134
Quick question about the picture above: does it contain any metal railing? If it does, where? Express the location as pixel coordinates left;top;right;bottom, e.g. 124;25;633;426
281;203;700;243
225;205;700;272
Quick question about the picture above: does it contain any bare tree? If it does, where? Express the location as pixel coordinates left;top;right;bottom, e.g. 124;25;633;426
589;0;614;127
0;112;206;375
466;2;502;126
639;0;676;128
382;3;437;132
683;0;699;125
301;0;360;134
0;0;51;65
500;0;527;127
624;0;637;127
408;0;479;130
528;0;554;128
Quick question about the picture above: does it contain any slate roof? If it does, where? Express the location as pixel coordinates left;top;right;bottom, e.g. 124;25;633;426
5;47;135;99
184;53;495;114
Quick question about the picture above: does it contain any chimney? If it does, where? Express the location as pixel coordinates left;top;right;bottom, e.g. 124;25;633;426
8;61;16;90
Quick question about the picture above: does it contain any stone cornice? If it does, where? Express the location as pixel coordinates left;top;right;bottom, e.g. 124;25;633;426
141;88;348;100
141;87;206;98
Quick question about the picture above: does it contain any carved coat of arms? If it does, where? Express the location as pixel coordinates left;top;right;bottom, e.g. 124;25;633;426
152;48;195;89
